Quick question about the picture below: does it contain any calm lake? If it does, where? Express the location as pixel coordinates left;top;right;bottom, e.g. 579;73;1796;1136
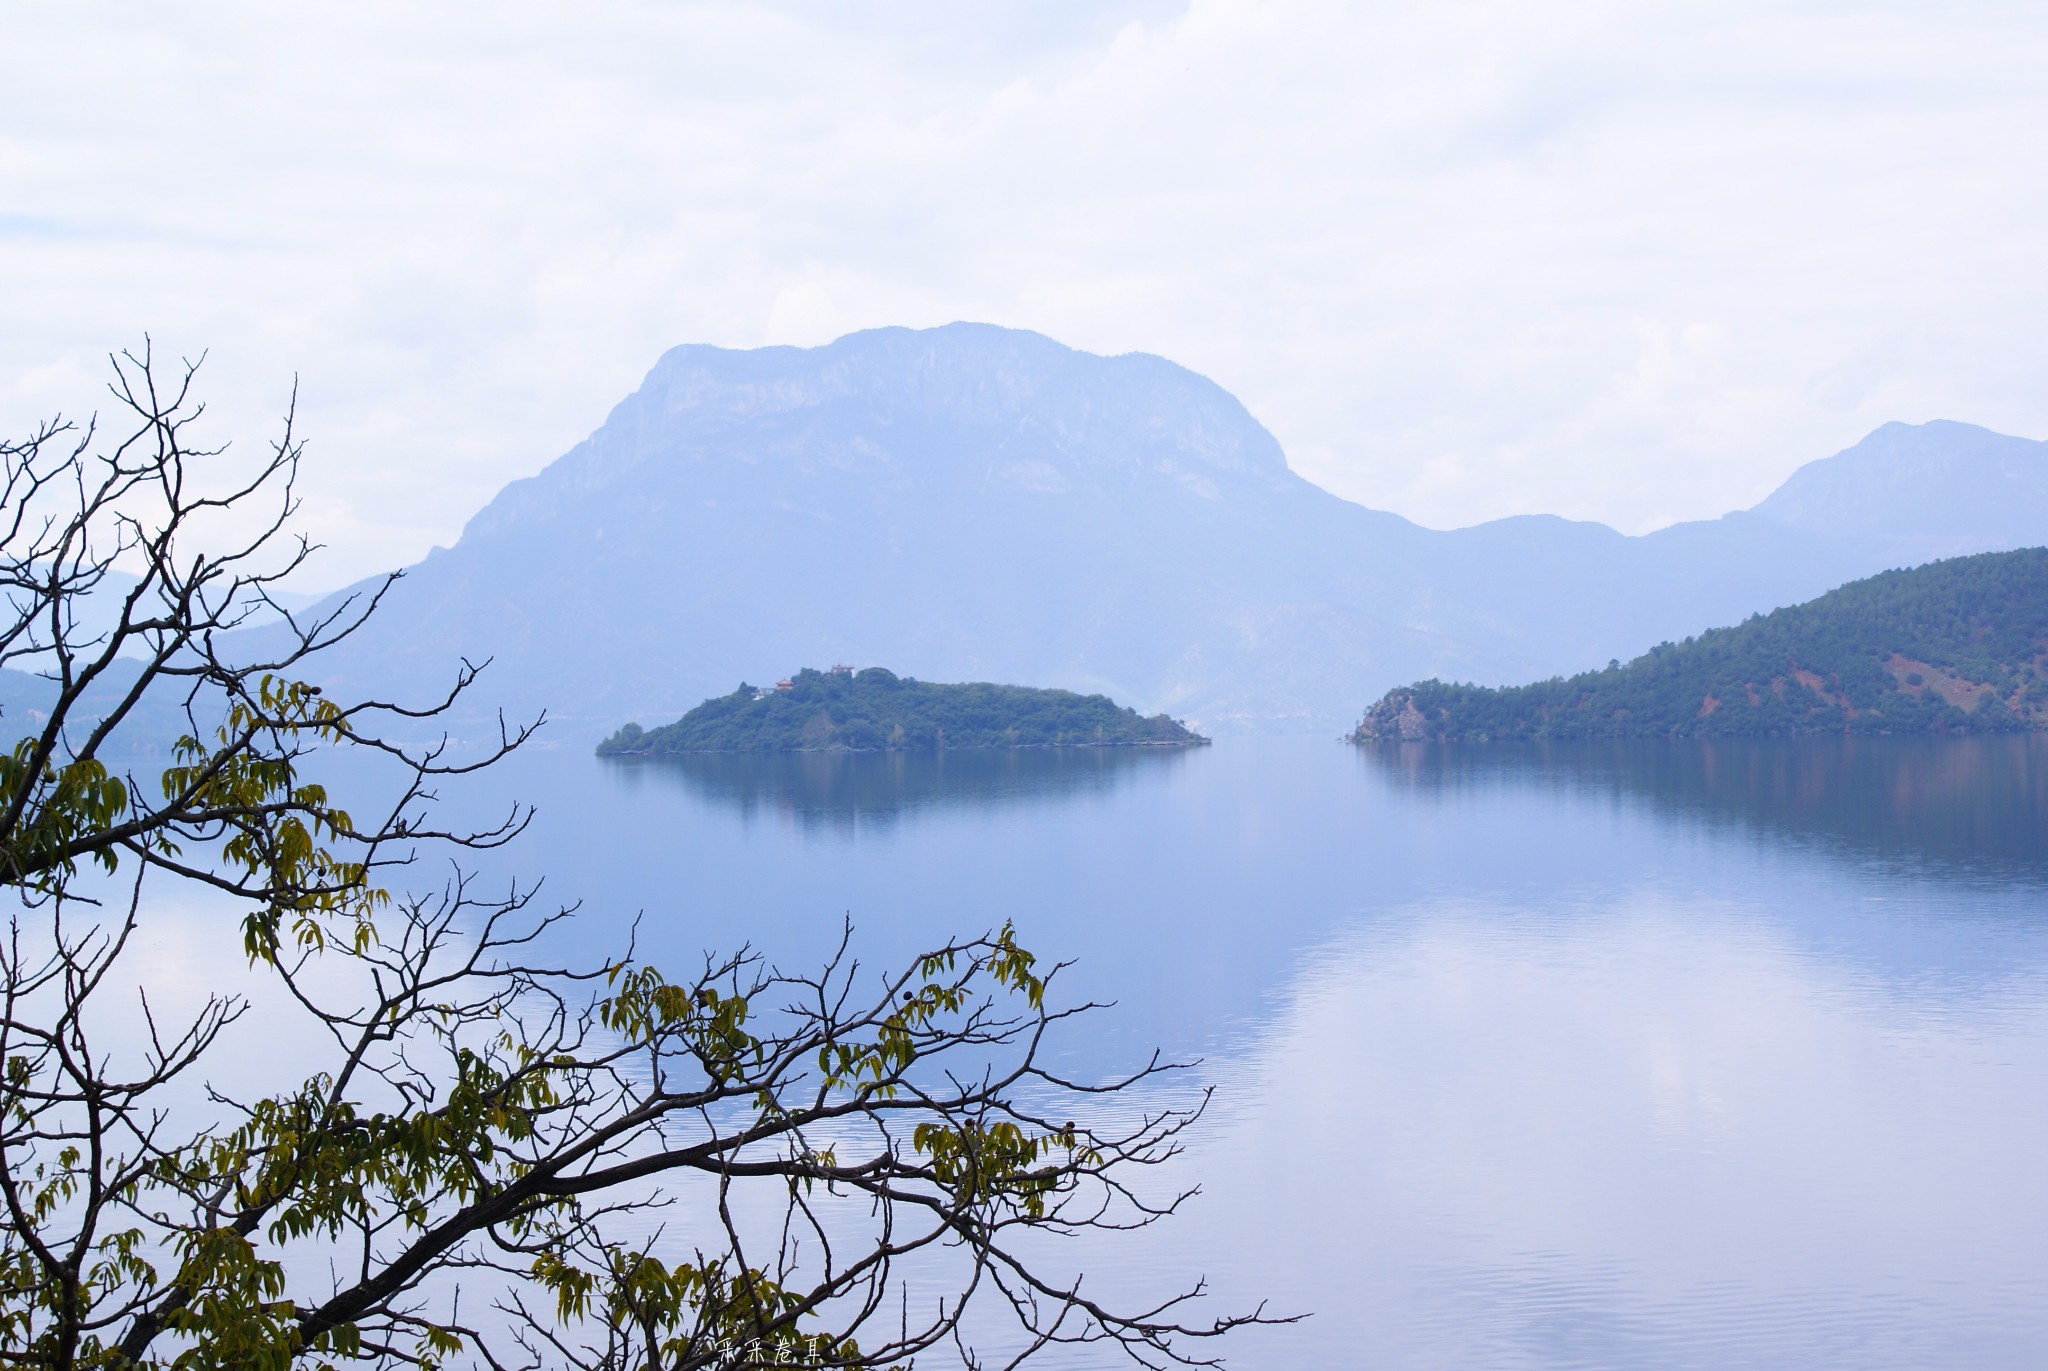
451;733;2048;1369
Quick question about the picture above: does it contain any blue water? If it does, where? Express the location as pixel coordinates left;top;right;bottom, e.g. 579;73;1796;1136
446;734;2048;1369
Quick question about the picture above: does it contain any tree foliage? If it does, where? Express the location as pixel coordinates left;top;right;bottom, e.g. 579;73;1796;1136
1353;548;2048;742
0;349;1271;1369
599;670;1203;756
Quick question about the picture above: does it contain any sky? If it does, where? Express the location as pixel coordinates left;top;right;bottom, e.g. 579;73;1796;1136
5;0;2047;587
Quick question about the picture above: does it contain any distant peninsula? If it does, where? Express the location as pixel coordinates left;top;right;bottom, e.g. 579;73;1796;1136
598;667;1207;754
1352;547;2048;742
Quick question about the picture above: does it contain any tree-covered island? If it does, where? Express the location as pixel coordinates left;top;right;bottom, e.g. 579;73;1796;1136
1353;547;2048;742
600;666;1207;753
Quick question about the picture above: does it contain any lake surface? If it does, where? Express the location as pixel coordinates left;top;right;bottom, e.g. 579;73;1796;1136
453;734;2048;1369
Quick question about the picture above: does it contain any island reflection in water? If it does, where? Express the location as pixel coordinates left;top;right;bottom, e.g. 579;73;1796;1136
1357;732;2048;881
596;743;1196;834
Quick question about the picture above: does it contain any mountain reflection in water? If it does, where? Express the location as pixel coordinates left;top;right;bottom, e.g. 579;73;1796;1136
597;745;1194;834
1358;733;2048;882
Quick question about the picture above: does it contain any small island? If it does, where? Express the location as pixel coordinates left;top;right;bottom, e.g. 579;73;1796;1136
1352;547;2048;742
599;666;1207;754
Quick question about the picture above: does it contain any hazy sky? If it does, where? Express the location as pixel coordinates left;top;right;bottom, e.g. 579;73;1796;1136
6;0;2047;586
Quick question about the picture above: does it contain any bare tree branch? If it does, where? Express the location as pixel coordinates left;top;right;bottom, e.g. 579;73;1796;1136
0;349;1287;1370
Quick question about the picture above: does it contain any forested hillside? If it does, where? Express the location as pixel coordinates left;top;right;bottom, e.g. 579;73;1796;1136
1352;548;2048;741
600;667;1206;753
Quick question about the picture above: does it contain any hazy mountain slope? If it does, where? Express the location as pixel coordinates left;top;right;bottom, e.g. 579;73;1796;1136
256;324;2044;739
1426;509;1873;680
281;325;1551;735
0;660;199;751
1751;420;2048;565
1351;548;2048;740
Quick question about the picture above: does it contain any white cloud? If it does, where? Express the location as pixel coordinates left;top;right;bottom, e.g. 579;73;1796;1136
4;0;2046;583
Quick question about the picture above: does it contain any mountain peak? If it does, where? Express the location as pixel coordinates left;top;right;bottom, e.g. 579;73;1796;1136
460;322;1296;545
1748;419;2048;563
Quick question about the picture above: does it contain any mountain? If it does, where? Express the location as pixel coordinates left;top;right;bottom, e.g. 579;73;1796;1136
598;666;1203;754
1750;420;2048;567
1350;549;2048;741
0;660;202;753
253;324;2048;738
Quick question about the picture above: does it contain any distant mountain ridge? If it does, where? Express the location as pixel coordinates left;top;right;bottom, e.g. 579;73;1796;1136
251;324;2048;737
1350;548;2048;741
1749;420;2048;566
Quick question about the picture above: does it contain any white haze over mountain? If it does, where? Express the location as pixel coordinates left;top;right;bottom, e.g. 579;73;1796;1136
264;325;2048;738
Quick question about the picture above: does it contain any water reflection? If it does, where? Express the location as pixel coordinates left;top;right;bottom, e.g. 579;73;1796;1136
1133;893;2048;1370
1358;734;2048;882
419;736;2048;1366
597;745;1195;834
